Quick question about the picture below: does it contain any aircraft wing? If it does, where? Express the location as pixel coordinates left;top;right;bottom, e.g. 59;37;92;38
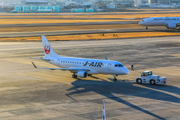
31;62;90;72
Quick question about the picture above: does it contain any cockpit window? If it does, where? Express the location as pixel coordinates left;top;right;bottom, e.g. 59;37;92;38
115;64;124;67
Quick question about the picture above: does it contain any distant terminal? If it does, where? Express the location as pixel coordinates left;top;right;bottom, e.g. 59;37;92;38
1;0;180;13
9;0;96;13
11;6;96;13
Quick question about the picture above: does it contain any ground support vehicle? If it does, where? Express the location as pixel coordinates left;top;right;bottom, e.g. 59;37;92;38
134;71;167;85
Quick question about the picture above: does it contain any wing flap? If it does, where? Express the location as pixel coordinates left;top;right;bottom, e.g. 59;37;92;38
31;62;90;72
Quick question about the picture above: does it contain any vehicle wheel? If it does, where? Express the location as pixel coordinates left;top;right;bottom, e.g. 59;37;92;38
72;74;77;78
114;78;117;81
136;78;142;84
146;27;148;29
150;79;155;85
164;81;166;84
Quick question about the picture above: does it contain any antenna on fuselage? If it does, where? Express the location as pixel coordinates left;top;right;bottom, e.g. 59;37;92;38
105;54;108;60
102;100;106;120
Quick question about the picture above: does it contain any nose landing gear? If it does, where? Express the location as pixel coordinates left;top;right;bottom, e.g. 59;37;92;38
113;75;118;81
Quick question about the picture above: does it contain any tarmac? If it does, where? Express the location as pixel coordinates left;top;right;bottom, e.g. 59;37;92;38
0;21;139;28
0;36;180;120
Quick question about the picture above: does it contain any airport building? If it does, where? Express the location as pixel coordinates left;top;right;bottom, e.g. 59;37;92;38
134;0;142;6
148;0;170;4
171;0;180;4
148;0;158;3
0;0;21;4
158;0;170;4
21;1;49;6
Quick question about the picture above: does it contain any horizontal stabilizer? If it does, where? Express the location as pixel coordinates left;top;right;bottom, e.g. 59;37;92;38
29;57;51;61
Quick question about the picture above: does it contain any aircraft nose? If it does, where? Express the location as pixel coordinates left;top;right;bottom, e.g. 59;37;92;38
123;67;129;75
139;21;142;25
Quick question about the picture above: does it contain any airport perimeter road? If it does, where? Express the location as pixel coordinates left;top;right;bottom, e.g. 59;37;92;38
0;27;179;38
0;36;180;120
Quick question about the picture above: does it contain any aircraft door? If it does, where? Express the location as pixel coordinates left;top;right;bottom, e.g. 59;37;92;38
108;63;111;71
58;59;61;66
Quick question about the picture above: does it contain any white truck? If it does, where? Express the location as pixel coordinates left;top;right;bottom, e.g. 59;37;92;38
134;71;167;85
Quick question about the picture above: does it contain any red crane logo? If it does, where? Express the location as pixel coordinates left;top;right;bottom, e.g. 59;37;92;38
44;45;50;54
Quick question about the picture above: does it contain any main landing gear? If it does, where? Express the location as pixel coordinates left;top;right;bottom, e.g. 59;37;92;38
146;26;148;29
72;73;77;78
113;75;118;81
88;74;92;76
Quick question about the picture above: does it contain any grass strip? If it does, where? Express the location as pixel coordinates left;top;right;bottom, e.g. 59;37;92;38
0;32;180;41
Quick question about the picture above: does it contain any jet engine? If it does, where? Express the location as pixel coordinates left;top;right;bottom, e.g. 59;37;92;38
167;23;177;29
77;71;88;78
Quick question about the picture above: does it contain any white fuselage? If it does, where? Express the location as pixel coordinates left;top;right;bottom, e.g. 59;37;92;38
48;57;129;75
139;17;180;27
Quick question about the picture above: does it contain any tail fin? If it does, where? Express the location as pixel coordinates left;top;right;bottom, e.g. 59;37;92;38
41;36;60;58
103;100;106;120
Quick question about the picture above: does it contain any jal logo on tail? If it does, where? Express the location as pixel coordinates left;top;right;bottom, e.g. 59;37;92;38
44;45;50;54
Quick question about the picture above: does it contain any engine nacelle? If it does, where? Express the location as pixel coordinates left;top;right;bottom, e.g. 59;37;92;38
167;23;177;29
77;71;88;78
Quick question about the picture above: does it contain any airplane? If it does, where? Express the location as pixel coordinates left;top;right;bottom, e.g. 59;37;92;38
139;17;180;29
31;36;129;81
103;100;106;120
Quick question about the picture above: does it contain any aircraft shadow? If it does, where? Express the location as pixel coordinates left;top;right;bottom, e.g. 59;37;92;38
154;29;180;33
139;84;180;96
66;79;180;120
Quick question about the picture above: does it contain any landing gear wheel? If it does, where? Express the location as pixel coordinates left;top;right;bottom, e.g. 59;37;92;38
146;27;148;29
150;79;155;85
72;74;77;78
88;74;92;76
137;78;142;84
114;78;117;81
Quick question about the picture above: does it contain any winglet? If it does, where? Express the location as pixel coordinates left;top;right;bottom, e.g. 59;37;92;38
31;62;37;68
105;54;108;60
